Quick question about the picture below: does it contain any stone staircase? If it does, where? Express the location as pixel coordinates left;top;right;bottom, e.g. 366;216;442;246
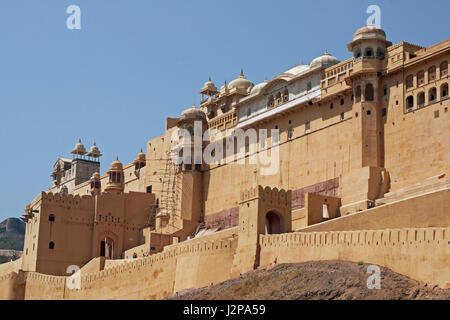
375;173;449;206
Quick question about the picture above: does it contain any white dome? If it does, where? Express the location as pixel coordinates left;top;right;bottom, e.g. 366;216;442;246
228;70;254;93
249;80;268;96
310;52;340;69
286;64;309;75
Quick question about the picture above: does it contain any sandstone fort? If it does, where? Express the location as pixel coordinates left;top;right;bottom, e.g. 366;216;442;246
0;25;449;299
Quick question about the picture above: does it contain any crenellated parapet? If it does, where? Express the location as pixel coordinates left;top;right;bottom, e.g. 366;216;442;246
239;185;261;203
259;227;450;288
240;186;291;207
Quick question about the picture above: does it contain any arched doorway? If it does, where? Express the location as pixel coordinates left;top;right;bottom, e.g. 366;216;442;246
265;211;284;234
100;237;115;259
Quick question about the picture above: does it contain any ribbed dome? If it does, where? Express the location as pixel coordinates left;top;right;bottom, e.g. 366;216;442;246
310;52;340;69
180;106;207;122
87;143;102;158
200;77;218;95
354;25;386;40
228;70;254;93
109;157;123;171
71;139;86;155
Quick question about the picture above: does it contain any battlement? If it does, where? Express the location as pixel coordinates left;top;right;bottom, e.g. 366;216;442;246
260;227;448;247
240;186;291;206
81;236;237;285
41;191;92;206
259;226;449;288
25;272;66;286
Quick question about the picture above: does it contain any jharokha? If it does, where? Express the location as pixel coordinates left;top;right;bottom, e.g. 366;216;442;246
1;25;449;299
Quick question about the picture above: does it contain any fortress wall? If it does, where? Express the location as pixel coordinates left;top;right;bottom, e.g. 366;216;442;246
259;227;450;288
22;230;238;299
297;188;449;232
24;193;96;276
65;249;179;300
23;272;66;300
0;258;22;277
173;237;238;292
0;272;24;300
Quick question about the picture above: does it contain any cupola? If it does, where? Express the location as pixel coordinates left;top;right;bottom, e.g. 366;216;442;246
87;143;102;159
104;157;124;194
71;139;86;157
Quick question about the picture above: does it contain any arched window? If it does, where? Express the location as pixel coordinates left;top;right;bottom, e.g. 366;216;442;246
428;66;436;82
246;108;251;117
440;61;448;77
376;48;385;59
428;87;437;103
365;83;374;101
406;95;414;109
364;47;374;57
275;92;282;106
441;83;448;98
49;214;55;222
406;75;414;89
49;241;55;250
355;85;361;103
111;172;121;183
417;70;425;86
267;95;274;108
306;82;312;91
354;48;361;58
417;92;425;107
282;89;289;102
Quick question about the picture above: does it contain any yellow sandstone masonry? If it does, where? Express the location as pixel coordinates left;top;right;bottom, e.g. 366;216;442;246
1;25;448;299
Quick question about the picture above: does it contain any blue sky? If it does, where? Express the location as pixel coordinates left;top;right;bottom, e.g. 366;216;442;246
0;0;448;221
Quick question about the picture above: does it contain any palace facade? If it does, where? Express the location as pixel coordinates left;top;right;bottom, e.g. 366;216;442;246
0;25;449;299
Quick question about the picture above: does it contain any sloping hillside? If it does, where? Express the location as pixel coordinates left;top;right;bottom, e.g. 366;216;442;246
167;261;450;300
0;218;25;251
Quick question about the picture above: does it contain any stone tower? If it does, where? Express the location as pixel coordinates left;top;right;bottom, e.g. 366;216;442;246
51;140;101;193
340;26;392;214
231;186;291;277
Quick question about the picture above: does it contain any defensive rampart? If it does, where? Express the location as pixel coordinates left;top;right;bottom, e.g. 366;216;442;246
259;227;449;288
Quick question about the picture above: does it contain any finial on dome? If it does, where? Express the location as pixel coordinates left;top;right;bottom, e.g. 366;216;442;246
140;148;143;153
116;156;119;161
240;69;244;77
264;76;268;82
325;48;328;55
